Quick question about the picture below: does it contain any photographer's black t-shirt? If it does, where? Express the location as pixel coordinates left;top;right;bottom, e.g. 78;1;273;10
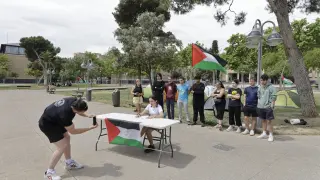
41;97;77;127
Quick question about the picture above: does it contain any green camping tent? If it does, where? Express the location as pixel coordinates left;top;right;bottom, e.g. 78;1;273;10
275;90;301;108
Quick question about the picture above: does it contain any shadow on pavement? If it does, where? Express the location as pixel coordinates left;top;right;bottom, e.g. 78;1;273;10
106;144;196;169
62;163;123;179
275;135;295;141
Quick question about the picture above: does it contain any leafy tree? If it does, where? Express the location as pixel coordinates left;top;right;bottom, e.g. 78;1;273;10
115;12;182;85
9;72;19;84
210;40;221;81
59;52;102;83
169;0;320;116
25;68;42;83
304;48;320;71
0;54;9;81
224;33;257;73
20;36;61;85
210;40;219;54
113;0;171;28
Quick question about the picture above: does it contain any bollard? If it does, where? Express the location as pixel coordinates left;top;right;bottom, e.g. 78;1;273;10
86;89;92;101
112;89;120;107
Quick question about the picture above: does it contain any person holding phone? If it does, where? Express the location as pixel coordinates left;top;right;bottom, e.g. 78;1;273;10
38;97;97;180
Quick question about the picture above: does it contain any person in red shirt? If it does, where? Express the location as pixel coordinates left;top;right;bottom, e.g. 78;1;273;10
164;76;177;119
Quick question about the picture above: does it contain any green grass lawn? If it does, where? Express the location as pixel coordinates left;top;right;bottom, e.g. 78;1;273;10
0;83;116;90
0;84;44;90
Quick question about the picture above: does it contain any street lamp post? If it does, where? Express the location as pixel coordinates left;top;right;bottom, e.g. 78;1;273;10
81;59;94;100
246;19;283;83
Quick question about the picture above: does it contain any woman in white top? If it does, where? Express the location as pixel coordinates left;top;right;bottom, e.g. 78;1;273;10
137;96;164;153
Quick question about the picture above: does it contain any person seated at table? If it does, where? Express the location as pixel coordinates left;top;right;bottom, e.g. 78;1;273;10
137;95;164;153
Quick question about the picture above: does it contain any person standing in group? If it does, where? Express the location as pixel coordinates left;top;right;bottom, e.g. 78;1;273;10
242;78;259;136
190;75;206;127
131;79;144;114
211;81;226;130
177;77;190;123
152;73;165;109
226;79;243;132
164;76;177;119
257;74;277;142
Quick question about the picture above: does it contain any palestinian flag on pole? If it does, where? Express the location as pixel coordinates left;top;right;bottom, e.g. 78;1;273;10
282;75;293;85
105;119;143;148
192;44;227;73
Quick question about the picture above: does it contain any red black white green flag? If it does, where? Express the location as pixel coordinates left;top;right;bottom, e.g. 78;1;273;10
192;44;227;72
105;119;143;148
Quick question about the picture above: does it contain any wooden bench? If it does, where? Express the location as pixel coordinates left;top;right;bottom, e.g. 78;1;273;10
72;90;84;98
17;85;31;89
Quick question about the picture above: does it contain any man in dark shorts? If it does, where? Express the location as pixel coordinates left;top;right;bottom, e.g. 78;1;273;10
242;78;259;136
39;97;97;180
256;74;277;142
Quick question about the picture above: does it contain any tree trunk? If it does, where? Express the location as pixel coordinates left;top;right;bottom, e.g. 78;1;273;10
137;65;142;81
118;73;122;86
269;0;318;117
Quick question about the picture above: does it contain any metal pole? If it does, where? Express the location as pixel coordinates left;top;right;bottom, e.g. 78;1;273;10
257;41;262;83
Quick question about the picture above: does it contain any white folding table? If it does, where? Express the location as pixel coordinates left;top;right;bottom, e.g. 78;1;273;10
95;113;180;168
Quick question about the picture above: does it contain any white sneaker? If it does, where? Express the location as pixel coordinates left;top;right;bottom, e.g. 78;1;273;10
268;135;274;142
236;127;241;133
249;130;255;136
44;170;61;180
242;129;249;135
257;133;268;139
65;160;84;170
214;124;220;128
226;125;234;132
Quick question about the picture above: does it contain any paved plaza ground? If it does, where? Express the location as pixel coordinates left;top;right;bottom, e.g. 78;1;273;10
1;90;320;180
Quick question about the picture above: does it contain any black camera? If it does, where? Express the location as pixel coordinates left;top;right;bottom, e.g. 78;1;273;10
93;116;97;125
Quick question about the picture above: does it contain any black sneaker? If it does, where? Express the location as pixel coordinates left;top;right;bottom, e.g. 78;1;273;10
144;145;155;153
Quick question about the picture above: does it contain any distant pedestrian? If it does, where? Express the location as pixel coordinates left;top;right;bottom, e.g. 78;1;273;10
152;73;165;109
190;75;206;127
242;78;259;136
257;74;277;142
164;76;177;119
131;79;144;114
211;81;226;130
177;77;190;123
226;79;242;133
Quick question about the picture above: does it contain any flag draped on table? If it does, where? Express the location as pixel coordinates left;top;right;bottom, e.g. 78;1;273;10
105;119;143;148
192;44;227;72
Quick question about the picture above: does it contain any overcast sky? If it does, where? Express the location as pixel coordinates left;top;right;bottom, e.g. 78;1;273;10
0;0;318;57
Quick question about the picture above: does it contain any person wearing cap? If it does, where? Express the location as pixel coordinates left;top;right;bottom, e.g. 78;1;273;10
190;75;206;127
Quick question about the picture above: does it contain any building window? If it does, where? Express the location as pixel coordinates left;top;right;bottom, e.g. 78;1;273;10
5;46;25;55
5;46;19;54
18;47;25;55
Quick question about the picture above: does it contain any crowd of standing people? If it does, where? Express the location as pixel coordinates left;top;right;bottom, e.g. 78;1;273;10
131;73;277;142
